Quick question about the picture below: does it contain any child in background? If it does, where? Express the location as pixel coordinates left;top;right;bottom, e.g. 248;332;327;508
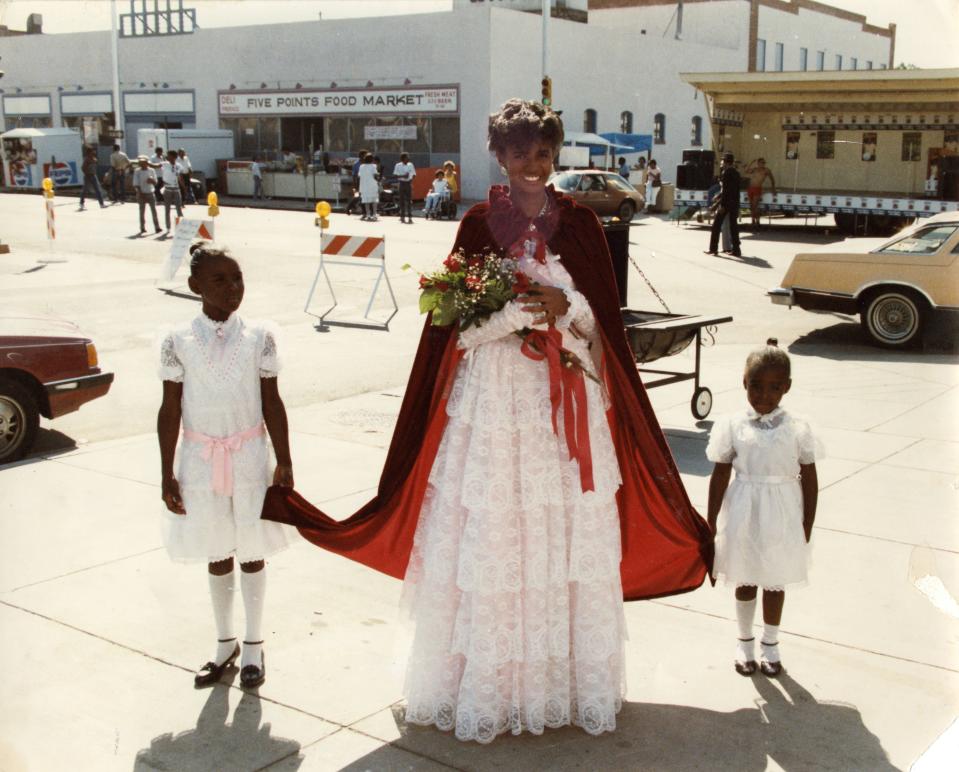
157;242;294;689
423;170;449;219
706;339;819;677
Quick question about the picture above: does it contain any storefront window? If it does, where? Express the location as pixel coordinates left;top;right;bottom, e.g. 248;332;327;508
431;117;459;154
816;131;835;159
5;116;53;131
325;117;349;153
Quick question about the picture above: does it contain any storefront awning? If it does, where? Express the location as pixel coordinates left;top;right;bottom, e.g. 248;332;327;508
596;132;653;154
563;131;634;151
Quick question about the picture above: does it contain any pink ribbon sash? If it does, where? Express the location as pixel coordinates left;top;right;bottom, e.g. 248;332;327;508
183;423;266;496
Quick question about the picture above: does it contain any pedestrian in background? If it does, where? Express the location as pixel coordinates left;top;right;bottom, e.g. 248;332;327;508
706;340;819;678
705;152;742;257
152;146;166;202
109;143;131;203
358;153;380;221
133;155;161;234
393;152;416;224
78;147;106;210
178;148;196;204
251;156;264;200
157;242;294;690
617;156;630;180
160;149;185;231
642;159;661;211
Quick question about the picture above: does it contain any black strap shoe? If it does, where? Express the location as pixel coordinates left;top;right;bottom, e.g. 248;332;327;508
194;639;239;688
240;640;266;689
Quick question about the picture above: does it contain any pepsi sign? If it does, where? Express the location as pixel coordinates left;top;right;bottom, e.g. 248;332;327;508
43;161;79;187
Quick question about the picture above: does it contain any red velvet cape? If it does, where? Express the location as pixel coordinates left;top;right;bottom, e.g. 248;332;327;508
263;186;713;601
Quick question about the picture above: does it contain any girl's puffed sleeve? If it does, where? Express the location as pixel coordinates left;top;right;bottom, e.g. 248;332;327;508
795;419;822;464
705;415;736;463
158;333;184;382
259;323;281;378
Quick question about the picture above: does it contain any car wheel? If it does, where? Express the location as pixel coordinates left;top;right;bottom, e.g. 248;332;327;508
0;377;40;463
861;290;924;348
617;200;635;222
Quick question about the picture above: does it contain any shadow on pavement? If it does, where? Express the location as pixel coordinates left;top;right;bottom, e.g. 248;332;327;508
790;321;959;360
349;674;896;771
133;687;302;771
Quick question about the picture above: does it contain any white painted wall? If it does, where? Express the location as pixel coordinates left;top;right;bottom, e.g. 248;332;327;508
588;0;749;53
756;4;892;72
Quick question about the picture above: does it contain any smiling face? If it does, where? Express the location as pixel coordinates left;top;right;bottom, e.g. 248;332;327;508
744;365;791;416
498;139;555;197
188;255;244;321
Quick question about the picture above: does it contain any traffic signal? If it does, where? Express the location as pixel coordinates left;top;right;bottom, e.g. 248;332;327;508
541;76;552;107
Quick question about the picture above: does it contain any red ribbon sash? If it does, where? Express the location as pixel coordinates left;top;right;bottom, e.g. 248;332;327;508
520;327;595;493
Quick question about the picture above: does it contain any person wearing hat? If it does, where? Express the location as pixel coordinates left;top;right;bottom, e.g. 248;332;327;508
706;152;742;258
133;155;162;234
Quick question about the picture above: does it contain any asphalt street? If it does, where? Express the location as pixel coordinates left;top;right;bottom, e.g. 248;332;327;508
0;192;957;770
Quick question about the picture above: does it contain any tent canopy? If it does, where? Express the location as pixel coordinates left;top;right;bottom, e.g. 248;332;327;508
563;131;635;151
596;132;653;154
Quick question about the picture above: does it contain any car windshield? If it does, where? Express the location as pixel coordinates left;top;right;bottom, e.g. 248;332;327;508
551;172;581;192
605;174;636;192
876;225;958;255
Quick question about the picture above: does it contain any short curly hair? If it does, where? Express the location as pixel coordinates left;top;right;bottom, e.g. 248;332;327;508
488;98;564;158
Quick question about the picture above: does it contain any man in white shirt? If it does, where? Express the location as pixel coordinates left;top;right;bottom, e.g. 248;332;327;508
177;148;195;203
159;150;185;231
132;156;161;234
392;152;416;224
109;144;131;203
251;156;264;200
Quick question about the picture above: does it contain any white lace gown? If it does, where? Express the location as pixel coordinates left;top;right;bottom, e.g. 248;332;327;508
401;249;626;743
706;408;819;589
158;313;291;563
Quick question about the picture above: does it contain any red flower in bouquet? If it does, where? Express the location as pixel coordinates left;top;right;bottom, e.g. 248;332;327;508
443;253;463;272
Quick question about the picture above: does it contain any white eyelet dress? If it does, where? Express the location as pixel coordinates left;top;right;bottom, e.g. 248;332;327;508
706;407;820;589
158;313;291;563
401;248;626;744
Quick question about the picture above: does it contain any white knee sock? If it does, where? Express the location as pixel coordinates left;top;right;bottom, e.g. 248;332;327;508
762;623;781;663
208;570;236;665
736;596;757;661
240;568;266;669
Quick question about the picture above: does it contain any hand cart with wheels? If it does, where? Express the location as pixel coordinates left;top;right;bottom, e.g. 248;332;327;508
622;310;733;419
601;220;732;419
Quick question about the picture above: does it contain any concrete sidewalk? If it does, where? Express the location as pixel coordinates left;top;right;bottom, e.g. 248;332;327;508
1;341;957;770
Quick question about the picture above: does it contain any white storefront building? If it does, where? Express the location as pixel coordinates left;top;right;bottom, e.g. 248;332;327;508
0;0;894;198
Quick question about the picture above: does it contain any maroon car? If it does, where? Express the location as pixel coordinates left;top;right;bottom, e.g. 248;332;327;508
0;315;114;463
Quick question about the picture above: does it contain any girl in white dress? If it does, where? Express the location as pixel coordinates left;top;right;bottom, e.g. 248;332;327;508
157;242;294;689
706;340;819;677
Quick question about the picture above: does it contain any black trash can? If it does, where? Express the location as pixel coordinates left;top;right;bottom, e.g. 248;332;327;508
602;220;630;307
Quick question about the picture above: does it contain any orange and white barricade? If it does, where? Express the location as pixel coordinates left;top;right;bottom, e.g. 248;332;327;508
304;233;398;331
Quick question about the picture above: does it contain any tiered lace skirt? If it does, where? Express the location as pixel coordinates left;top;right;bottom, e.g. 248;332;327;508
401;336;626;743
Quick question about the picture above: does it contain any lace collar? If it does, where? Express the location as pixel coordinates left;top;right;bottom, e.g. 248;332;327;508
745;406;784;427
195;312;239;340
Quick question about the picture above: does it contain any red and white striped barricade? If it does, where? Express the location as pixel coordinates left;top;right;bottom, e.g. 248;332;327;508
304;233;398;331
45;199;56;241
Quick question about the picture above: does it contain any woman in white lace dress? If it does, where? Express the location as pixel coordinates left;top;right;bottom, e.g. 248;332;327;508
157;242;294;689
706;340;820;677
401;100;627;743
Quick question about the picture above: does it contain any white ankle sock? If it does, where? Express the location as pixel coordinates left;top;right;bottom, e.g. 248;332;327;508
736;596;757;640
208;571;236;665
240;568;266;669
762;623;781;663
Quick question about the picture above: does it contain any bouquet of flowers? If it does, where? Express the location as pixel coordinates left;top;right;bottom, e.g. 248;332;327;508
416;248;525;330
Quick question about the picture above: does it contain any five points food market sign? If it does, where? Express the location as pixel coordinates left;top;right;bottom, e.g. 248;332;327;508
219;86;458;116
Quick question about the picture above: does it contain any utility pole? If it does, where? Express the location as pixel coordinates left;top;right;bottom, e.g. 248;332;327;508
541;0;549;96
110;0;125;152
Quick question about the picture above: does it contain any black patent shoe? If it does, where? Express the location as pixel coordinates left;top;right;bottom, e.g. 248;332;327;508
760;641;783;677
194;639;239;688
240;641;265;689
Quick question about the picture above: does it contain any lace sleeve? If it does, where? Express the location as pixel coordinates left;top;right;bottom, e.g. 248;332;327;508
555;287;596;336
457;300;537;351
705;415;736;463
158;333;184;382
259;327;281;378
